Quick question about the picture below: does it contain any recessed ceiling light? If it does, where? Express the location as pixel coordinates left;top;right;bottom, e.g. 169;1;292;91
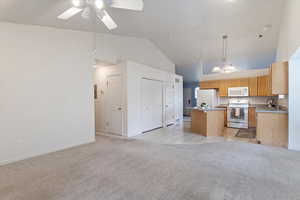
227;0;236;2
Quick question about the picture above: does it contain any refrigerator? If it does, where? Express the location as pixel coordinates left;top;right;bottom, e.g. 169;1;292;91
197;89;218;108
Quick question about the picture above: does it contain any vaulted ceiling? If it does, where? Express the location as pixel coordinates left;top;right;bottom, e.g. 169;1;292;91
0;0;285;82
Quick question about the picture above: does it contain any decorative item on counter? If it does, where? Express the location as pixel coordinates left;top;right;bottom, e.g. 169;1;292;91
200;103;208;110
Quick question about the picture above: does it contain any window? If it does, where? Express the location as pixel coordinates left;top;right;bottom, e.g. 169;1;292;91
195;87;200;99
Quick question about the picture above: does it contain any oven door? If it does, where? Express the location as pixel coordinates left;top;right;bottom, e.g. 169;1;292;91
227;107;248;123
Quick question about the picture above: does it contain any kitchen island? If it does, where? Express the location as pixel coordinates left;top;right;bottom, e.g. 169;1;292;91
191;108;225;137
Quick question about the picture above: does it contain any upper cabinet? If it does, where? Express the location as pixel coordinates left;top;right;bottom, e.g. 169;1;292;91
271;61;288;95
257;75;272;96
219;80;228;97
199;61;288;97
199;80;219;89
248;77;258;96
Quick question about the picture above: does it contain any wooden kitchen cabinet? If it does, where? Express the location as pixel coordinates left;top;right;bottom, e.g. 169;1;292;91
257;75;272;96
256;112;288;148
200;80;219;89
191;109;224;137
271;61;288;95
219;80;228;96
224;109;227;127
248;107;256;128
248;77;258;96
226;78;249;88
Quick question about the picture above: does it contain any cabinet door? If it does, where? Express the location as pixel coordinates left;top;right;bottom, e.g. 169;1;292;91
248;77;258;96
271;61;288;95
200;80;219;89
258;75;272;96
219;80;228;96
238;78;249;87
227;78;248;88
224;109;227;127
248;107;256;128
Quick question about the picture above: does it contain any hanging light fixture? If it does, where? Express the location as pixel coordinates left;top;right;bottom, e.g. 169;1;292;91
212;35;238;73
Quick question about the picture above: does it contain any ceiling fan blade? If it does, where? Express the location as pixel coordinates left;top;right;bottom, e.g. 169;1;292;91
57;7;82;20
109;0;144;11
97;10;118;30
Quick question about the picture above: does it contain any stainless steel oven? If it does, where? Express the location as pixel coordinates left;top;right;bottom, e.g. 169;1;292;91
227;99;249;129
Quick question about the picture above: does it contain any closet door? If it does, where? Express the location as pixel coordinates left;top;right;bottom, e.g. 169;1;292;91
141;78;163;132
165;82;175;125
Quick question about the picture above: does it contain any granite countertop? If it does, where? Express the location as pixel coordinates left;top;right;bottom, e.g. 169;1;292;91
192;107;226;112
255;106;288;114
216;104;288;114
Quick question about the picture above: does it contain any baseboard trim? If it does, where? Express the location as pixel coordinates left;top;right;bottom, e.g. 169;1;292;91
0;138;95;166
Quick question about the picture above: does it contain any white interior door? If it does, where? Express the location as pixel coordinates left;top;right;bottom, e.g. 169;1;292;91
106;75;123;135
165;82;175;125
141;78;163;132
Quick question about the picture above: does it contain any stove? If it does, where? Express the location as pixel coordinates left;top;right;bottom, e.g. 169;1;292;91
227;99;249;129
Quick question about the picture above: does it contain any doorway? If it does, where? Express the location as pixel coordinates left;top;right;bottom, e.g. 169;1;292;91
94;66;123;136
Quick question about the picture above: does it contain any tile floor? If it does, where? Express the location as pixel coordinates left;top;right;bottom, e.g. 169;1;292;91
135;119;259;145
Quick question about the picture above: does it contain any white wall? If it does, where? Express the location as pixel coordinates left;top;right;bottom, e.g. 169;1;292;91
95;34;175;73
0;21;175;164
201;68;270;81
125;61;175;137
288;48;300;151
0;22;95;165
276;0;300;61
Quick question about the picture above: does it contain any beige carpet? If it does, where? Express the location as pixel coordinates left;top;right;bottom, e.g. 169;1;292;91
1;135;300;200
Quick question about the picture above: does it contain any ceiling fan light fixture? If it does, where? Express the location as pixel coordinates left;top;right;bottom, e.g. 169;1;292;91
95;0;104;9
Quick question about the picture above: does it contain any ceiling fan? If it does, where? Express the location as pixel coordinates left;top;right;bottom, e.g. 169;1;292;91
58;0;144;30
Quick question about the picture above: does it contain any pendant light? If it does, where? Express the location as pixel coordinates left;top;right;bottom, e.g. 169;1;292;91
212;35;238;73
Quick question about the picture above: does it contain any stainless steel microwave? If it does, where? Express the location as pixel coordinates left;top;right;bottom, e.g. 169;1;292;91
228;87;249;97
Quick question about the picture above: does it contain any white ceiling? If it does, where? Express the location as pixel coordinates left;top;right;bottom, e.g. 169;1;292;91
0;0;285;82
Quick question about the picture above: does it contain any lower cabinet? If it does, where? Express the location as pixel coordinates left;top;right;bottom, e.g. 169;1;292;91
248;107;256;128
224;109;227;127
191;109;224;137
256;112;288;147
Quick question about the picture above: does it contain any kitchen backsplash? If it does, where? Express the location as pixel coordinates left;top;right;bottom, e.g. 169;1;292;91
219;96;277;105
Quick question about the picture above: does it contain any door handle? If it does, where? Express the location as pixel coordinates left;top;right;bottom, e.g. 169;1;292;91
118;107;122;111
